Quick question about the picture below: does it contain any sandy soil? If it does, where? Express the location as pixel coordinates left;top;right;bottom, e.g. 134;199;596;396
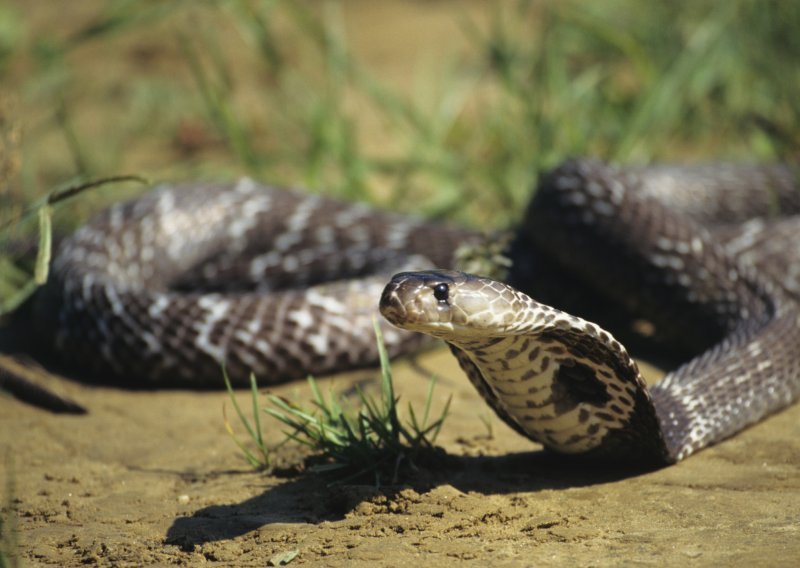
2;346;799;567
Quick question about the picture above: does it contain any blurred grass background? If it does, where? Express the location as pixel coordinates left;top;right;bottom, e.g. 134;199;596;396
0;0;799;305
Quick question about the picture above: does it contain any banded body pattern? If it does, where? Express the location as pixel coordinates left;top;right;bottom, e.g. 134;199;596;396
39;179;476;385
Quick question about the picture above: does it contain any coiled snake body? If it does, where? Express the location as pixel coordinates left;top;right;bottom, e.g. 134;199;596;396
40;160;800;463
38;178;476;384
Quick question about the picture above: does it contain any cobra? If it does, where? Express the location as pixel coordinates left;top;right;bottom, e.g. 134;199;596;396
36;159;800;464
380;160;800;464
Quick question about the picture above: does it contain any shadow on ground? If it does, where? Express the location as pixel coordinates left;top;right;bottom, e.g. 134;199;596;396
165;450;656;549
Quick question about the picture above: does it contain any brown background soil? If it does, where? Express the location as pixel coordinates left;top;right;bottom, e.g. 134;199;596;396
2;1;800;566
2;349;800;566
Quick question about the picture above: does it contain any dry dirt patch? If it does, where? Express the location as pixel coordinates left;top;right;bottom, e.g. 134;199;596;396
2;348;799;566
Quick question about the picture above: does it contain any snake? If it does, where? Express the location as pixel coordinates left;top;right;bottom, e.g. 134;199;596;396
381;159;800;464
32;159;800;463
35;178;478;385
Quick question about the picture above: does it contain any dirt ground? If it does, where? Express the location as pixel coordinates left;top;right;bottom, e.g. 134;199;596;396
2;1;800;566
2;346;799;567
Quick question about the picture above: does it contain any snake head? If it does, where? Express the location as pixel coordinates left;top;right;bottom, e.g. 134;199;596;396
379;270;535;339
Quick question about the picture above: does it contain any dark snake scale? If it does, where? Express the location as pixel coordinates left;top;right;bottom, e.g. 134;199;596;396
39;159;800;464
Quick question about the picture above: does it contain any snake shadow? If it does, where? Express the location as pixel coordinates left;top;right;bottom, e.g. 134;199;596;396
165;450;658;550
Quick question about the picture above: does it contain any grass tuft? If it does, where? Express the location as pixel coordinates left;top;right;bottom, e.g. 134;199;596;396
225;320;451;485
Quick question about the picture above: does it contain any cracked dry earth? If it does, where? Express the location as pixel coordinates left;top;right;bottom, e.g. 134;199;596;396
1;347;799;566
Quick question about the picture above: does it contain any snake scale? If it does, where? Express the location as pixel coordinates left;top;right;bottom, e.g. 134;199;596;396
37;159;800;464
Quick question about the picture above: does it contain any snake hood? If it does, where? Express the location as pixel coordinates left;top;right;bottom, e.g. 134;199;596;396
380;270;671;463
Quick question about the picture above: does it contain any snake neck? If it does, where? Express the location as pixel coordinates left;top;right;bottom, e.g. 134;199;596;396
447;313;671;464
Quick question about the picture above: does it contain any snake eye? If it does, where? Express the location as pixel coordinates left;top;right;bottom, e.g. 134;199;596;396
432;283;449;303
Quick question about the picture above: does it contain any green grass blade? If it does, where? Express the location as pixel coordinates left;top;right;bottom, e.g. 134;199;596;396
222;367;270;469
421;375;437;430
223;367;259;443
34;205;51;285
249;373;264;452
428;394;452;444
372;319;401;437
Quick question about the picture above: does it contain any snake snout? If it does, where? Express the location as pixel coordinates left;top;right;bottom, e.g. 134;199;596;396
380;273;431;328
379;279;409;325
